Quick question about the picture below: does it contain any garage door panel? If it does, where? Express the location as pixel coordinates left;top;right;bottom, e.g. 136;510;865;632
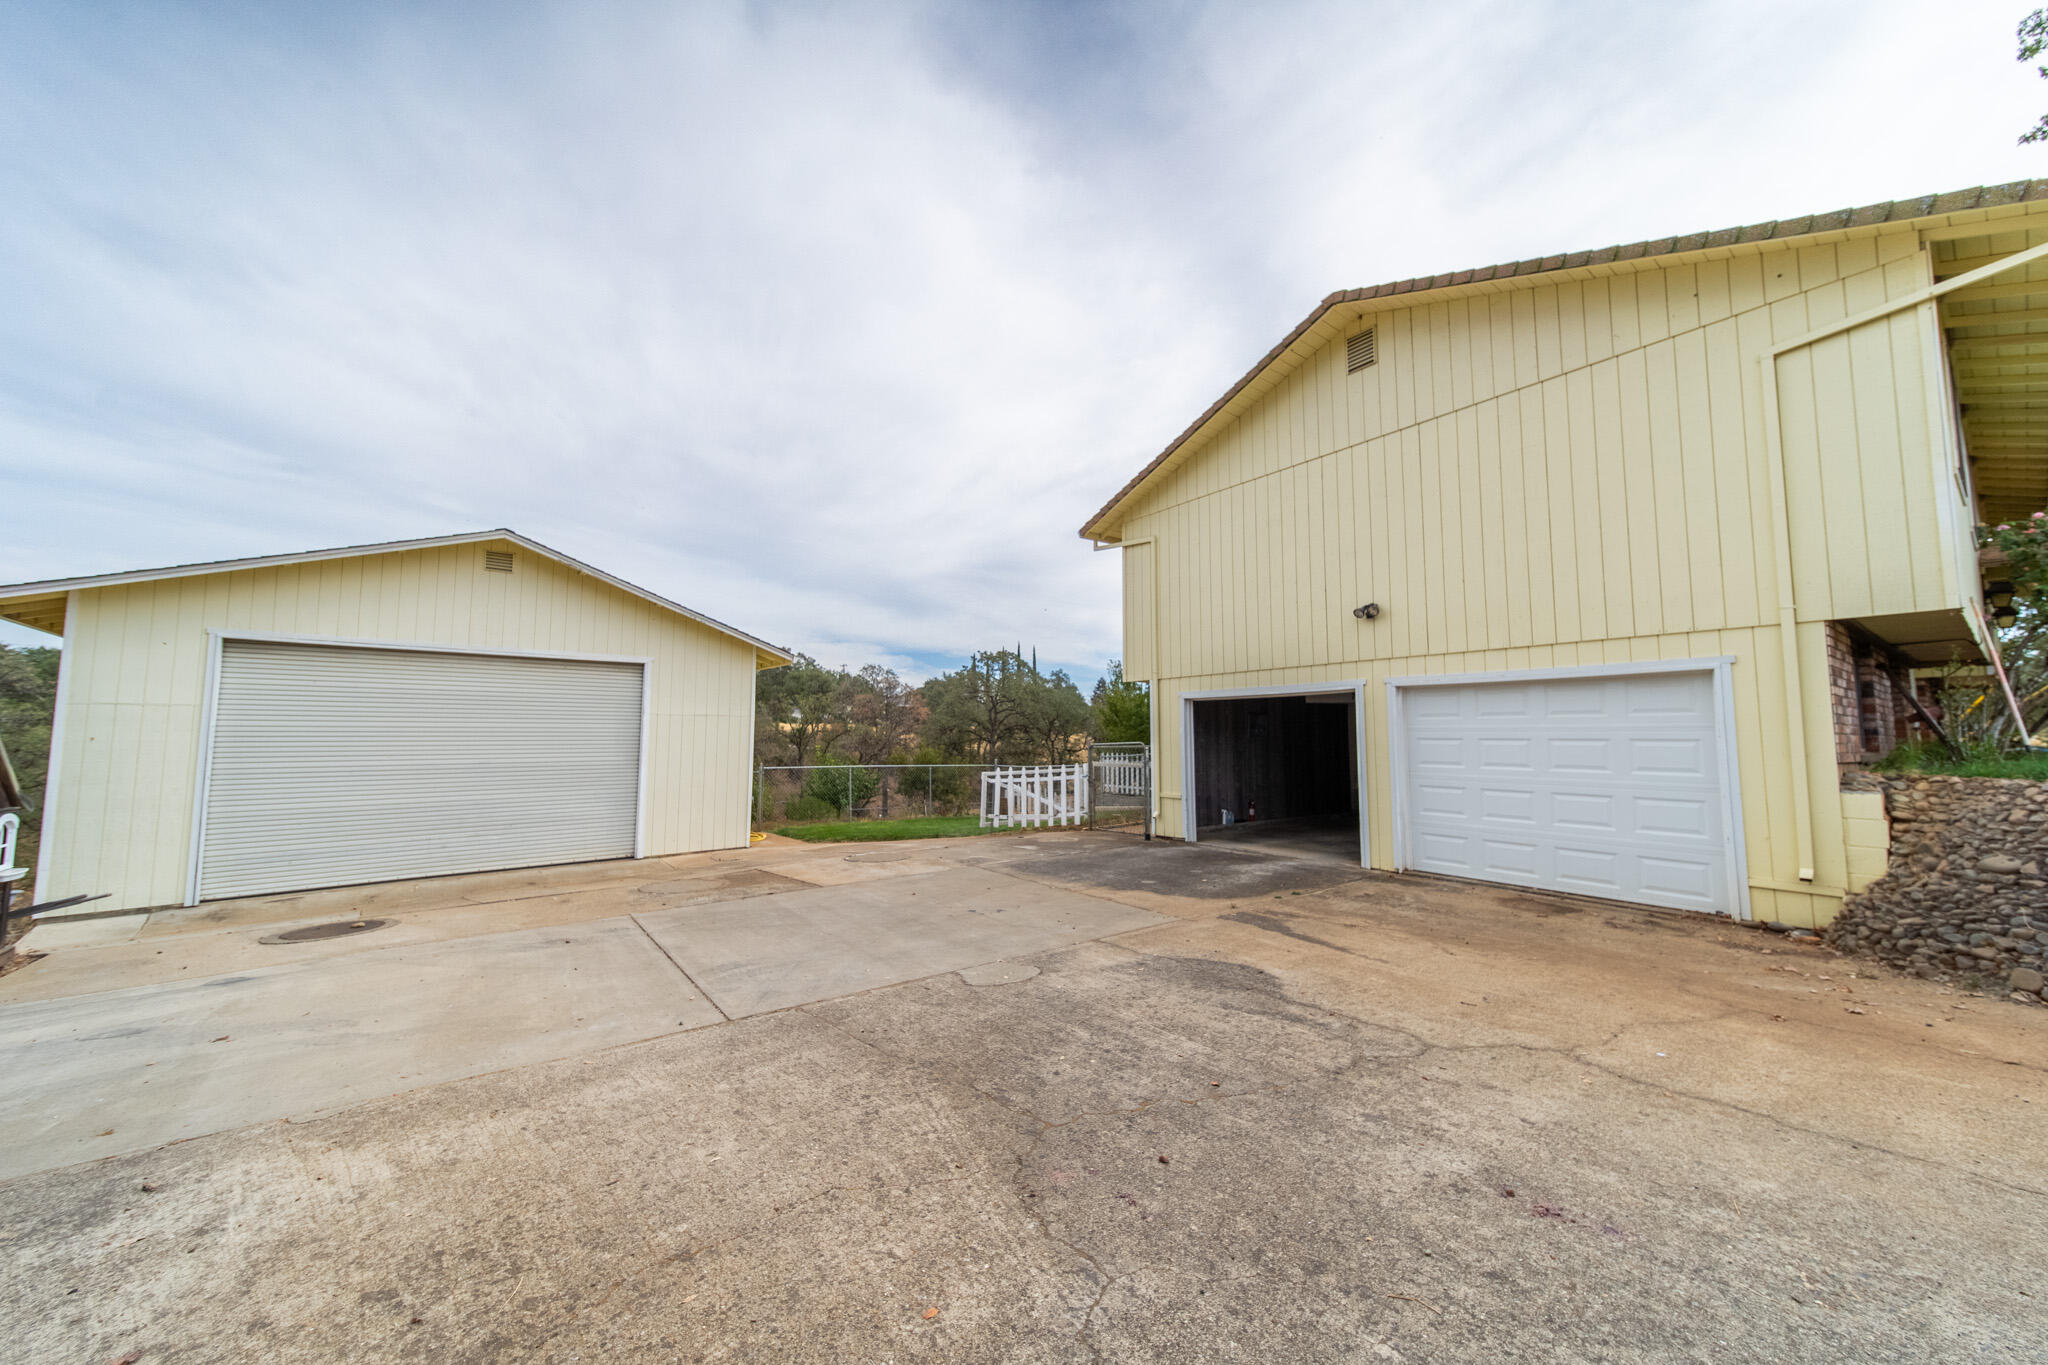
1400;669;1739;916
1541;680;1613;718
1414;782;1470;818
1551;791;1617;833
199;641;643;901
1547;737;1614;774
1473;685;1533;718
1414;830;1480;872
1479;787;1536;823
1630;737;1709;778
1406;688;1464;720
1634;795;1713;839
1552;845;1623;894
1410;734;1467;769
1476;736;1534;770
1479;838;1541;878
1626;673;1710;715
1639;854;1717;902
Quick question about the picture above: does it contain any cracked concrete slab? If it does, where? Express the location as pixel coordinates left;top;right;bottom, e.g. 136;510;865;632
0;831;2043;1363
958;962;1041;986
0;918;721;1180
635;866;1168;1017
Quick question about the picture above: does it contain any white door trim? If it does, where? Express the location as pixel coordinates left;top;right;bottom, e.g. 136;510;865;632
185;631;654;907
29;591;78;907
1177;681;1371;869
1385;655;1752;921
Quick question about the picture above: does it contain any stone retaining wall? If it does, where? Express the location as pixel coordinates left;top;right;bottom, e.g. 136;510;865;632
1825;775;2048;1000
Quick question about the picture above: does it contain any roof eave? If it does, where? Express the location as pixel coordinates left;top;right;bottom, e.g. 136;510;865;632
1078;178;2048;539
0;529;797;663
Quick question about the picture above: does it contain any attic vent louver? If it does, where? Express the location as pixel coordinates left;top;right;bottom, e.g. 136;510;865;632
1346;327;1378;373
483;549;515;573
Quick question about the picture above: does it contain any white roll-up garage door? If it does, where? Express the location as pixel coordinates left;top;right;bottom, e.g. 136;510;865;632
197;640;644;901
1395;668;1740;916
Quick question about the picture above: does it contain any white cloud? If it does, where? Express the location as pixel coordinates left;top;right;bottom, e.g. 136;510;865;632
3;0;2046;672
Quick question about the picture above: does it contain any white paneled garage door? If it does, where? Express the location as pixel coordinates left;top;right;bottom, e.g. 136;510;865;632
197;640;644;901
1395;668;1740;916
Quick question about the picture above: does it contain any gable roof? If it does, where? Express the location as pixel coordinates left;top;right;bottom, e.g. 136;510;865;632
1080;178;2048;542
0;529;796;665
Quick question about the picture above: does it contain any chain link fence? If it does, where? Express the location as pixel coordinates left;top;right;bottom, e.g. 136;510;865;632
755;747;1152;834
1086;741;1152;837
755;763;998;824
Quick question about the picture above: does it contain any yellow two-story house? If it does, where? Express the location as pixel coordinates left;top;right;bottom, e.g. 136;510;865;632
1082;181;2047;928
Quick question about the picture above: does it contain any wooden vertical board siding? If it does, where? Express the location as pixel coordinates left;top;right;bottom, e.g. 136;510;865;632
1371;433;1396;659
1643;340;1695;632
1556;283;1589;373
1849;313;1914;612
1510;389;1548;645
1333;454;1357;667
1612;349;1663;635
1476;402;1511;650
1321;456;1345;663
1112;214;2048;925
1670;329;1725;628
1569;368;1615;637
36;541;768;913
1538;380;1578;643
1696;320;1750;626
1810;331;1872;616
1772;308;1950;622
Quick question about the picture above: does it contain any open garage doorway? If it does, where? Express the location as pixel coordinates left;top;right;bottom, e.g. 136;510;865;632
1181;685;1366;867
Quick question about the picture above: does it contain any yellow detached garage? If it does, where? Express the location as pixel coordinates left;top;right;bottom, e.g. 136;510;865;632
0;530;792;913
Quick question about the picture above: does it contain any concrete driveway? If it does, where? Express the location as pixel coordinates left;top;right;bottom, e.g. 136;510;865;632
0;841;1165;1178
1;830;2044;1363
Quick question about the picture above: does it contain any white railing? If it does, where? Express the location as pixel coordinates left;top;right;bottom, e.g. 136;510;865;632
1094;750;1149;796
0;812;23;887
980;764;1088;828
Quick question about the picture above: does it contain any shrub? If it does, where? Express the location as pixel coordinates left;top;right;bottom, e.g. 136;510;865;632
801;762;880;812
902;748;973;814
782;794;839;823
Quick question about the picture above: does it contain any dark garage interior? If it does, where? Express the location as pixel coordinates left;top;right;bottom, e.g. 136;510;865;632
1189;693;1359;859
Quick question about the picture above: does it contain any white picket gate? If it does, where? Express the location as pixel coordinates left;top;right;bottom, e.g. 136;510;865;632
1094;749;1149;796
980;764;1088;829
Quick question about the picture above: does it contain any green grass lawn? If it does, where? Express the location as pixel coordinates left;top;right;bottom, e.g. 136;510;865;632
1872;741;2048;780
768;815;1015;843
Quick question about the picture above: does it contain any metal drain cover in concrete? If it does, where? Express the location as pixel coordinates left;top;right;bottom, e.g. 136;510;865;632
259;919;391;945
844;849;911;864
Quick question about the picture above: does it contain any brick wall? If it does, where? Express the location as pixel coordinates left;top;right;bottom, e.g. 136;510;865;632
1826;623;1863;763
1825;623;1918;766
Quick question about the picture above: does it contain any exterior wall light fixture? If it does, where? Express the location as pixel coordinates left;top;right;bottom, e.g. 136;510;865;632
1352;602;1381;620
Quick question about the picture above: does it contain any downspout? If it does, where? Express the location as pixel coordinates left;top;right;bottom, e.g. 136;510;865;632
1100;533;1163;830
1755;357;1818;883
30;591;77;907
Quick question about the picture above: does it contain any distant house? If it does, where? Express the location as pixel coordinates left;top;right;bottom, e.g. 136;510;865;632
1083;181;2048;928
0;531;792;912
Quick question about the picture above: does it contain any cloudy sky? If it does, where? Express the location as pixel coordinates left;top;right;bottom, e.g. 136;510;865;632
4;0;2047;680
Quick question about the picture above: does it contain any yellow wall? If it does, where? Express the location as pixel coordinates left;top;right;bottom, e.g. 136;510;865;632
1116;223;1967;927
1123;542;1156;679
1772;305;1973;622
1841;790;1891;894
40;539;764;911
